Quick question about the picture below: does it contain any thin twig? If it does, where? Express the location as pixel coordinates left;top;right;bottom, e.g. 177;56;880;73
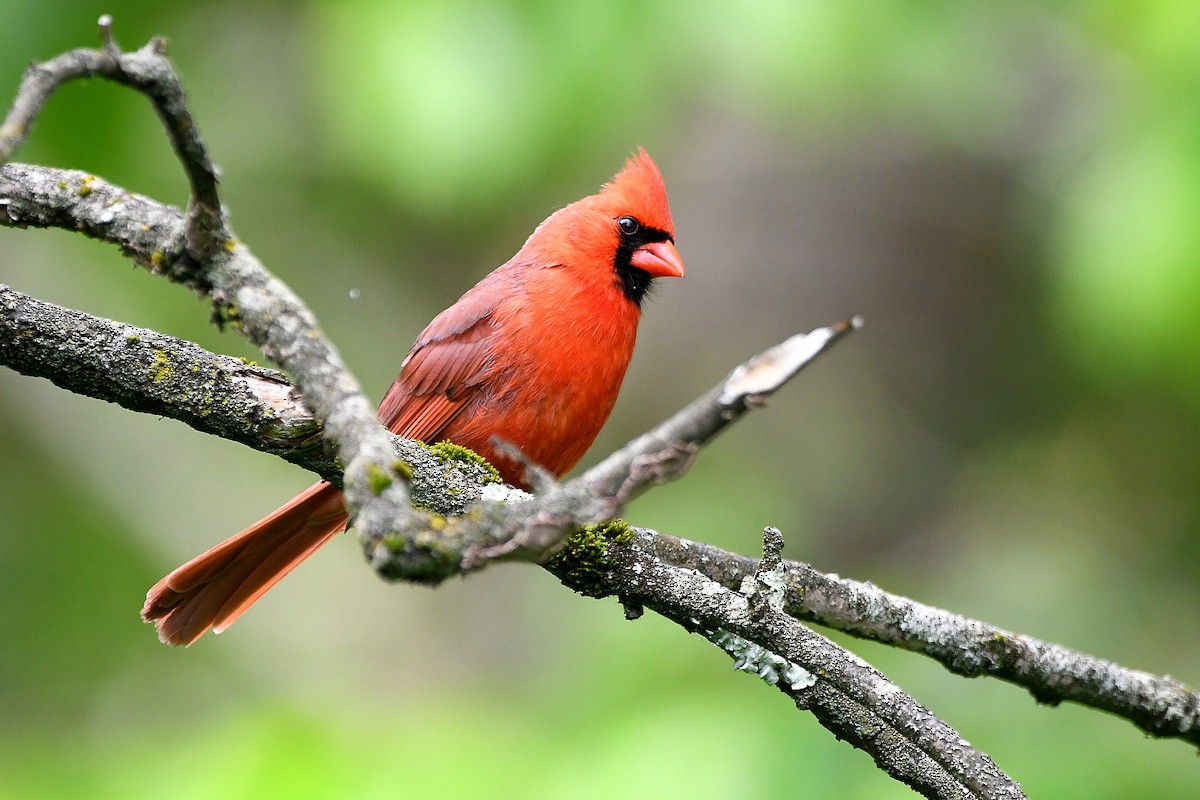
360;317;861;579
0;16;223;261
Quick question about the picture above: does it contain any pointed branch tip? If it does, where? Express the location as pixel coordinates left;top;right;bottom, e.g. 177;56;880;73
718;317;858;406
97;15;119;57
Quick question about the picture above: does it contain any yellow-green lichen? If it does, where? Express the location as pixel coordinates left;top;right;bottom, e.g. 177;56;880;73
377;526;458;583
0;121;26;140
126;334;141;345
366;463;393;496
149;250;165;268
423;441;501;485
546;519;634;599
76;175;96;197
392;459;414;481
213;303;242;332
148;348;173;383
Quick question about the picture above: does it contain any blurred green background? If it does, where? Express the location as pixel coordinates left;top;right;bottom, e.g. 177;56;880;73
2;1;1199;797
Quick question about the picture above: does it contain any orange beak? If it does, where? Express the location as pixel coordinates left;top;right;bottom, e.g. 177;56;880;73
630;240;686;278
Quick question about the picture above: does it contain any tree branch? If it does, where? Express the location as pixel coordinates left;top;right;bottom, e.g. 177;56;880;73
0;284;504;513
640;531;1200;745
0;23;417;562
360;315;862;581
567;526;1027;799
0;15;222;261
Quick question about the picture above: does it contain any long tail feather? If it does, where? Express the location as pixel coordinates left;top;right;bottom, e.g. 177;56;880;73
142;481;347;646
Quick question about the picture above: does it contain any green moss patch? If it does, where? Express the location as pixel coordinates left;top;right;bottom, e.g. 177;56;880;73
546;519;634;599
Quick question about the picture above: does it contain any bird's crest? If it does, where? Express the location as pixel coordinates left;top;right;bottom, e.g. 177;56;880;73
596;147;674;237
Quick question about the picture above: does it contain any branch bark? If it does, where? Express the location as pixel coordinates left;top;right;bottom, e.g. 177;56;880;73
0;283;505;512
642;532;1200;745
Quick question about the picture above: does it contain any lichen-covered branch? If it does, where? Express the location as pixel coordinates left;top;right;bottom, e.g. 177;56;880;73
0;163;191;280
639;530;1200;746
0;285;500;514
358;318;860;580
547;525;1026;799
0;284;325;462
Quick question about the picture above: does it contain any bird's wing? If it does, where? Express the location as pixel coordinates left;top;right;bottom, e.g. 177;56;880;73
376;277;504;441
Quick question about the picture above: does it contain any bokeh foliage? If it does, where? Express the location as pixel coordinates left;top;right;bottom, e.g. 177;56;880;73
2;1;1199;797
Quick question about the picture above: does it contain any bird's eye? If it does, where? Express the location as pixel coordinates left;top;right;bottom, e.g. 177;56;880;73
617;216;640;236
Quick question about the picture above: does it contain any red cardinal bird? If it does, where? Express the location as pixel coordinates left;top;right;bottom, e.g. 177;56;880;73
142;149;685;646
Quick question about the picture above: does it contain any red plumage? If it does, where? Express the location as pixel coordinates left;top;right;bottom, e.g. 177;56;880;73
142;149;685;645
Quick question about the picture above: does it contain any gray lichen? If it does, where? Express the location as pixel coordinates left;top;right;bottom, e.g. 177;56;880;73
705;627;817;691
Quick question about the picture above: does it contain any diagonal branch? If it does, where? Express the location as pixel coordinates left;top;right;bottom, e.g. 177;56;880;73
370;315;863;578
